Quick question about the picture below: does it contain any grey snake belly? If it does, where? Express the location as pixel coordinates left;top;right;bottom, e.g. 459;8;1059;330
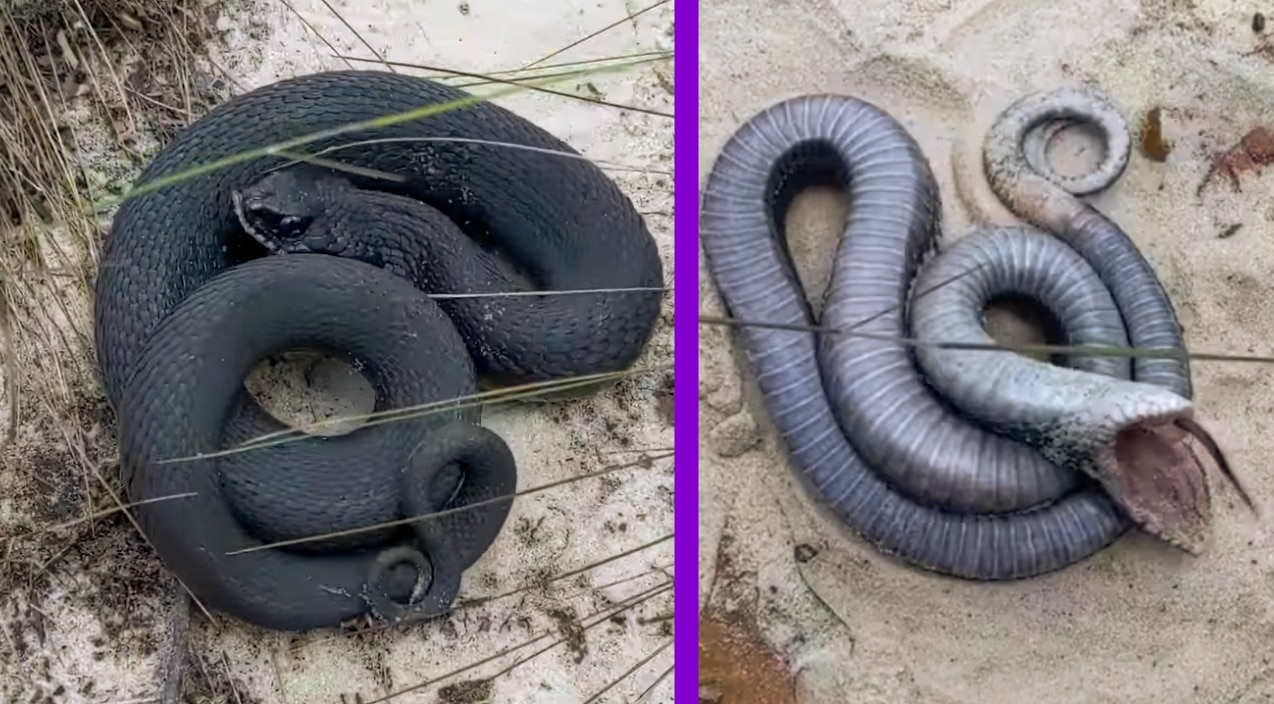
699;87;1240;579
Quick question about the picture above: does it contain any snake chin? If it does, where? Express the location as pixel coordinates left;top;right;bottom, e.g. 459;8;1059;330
1093;414;1251;554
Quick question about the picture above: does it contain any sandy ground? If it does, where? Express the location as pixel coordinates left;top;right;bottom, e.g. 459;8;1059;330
0;0;674;702
698;1;1274;702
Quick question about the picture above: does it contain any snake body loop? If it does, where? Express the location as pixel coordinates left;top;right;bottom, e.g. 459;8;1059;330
981;88;1190;396
699;89;1194;579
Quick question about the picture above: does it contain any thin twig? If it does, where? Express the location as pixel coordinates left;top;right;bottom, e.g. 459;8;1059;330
519;0;670;70
581;638;672;703
699;313;1274;365
334;55;673;118
225;454;672;555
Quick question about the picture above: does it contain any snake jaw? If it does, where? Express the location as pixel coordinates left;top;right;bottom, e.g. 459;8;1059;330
1088;400;1260;555
1092;414;1212;554
231;188;279;253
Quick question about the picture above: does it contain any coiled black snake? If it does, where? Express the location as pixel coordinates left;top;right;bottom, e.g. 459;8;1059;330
94;71;663;630
699;87;1251;579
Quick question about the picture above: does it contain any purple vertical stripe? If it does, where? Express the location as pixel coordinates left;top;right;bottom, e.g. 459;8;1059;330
672;0;699;698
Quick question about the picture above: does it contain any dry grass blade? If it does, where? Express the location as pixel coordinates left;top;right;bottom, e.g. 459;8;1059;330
157;363;670;462
582;638;673;704
293;134;669;174
92;55;650;213
0;304;17;448
335;50;671;89
508;50;669;73
700;313;1274;366
599;562;674;588
290;560;675;650
543;533;673;586
362;581;673;703
333;55;674;118
700;261;1274;366
224;454;672;556
271;148;409;183
454;535;673;613
519;0;671;70
278;0;353;70
427;286;671;299
31;491;199;535
635;664;675;701
600;445;674;455
315;0;394;72
448;52;670;90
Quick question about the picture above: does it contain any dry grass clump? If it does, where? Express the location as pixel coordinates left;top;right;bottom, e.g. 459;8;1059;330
0;0;230;591
0;0;228;236
0;5;254;701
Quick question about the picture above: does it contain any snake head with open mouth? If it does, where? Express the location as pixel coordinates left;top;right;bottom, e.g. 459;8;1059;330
909;224;1258;559
960;361;1258;556
1088;406;1256;554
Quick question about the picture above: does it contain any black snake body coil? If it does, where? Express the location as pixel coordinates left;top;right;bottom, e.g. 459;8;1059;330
96;71;664;630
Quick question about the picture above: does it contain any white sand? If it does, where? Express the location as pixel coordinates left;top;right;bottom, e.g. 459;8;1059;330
1;0;673;702
699;0;1274;702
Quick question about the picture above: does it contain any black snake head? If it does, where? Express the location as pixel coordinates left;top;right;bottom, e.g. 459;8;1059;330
233;167;348;253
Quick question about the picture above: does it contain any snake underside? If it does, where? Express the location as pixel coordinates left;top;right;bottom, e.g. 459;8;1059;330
699;88;1240;579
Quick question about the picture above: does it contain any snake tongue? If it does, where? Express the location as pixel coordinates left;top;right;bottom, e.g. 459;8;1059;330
1093;420;1211;554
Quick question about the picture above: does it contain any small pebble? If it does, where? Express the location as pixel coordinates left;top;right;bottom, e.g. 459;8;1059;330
708;411;761;458
1254;12;1265;33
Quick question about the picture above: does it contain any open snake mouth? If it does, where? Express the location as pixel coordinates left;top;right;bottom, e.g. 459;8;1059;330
1096;414;1256;554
